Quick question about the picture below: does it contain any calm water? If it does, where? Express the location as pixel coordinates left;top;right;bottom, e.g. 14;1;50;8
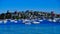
0;21;60;34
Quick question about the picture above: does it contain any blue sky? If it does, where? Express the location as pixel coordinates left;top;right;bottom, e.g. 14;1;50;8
0;0;60;14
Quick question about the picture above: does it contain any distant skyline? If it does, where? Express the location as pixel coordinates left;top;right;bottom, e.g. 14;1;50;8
0;0;60;14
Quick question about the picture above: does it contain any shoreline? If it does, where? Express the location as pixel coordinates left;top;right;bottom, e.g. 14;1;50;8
0;18;60;25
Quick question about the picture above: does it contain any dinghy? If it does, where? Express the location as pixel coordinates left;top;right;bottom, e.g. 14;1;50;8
14;20;18;23
39;20;43;22
33;21;40;24
0;20;3;24
3;19;7;24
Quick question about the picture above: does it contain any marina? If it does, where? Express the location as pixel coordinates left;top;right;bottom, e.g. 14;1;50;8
0;10;60;25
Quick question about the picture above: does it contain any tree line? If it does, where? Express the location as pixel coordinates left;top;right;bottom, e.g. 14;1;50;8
0;10;60;20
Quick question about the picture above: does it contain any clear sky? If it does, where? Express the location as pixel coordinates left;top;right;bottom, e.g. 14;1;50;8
0;0;60;14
